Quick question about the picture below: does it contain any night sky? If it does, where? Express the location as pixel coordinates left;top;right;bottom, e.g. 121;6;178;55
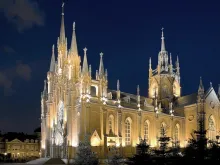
0;0;220;133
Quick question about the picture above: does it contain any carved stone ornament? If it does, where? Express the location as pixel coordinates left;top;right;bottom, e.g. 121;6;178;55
188;115;194;121
210;101;215;109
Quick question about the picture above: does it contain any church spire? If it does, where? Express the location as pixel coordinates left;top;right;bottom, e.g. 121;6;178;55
198;77;204;96
99;52;105;78
161;27;166;52
82;47;89;76
49;45;55;72
59;2;65;44
70;22;78;55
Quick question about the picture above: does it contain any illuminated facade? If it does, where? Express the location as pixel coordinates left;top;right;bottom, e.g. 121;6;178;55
41;4;220;159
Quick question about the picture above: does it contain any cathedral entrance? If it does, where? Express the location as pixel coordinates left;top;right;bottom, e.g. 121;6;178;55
51;101;68;159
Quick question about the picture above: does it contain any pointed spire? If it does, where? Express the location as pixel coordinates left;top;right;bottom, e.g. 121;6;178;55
137;85;140;96
105;69;108;80
96;70;99;80
199;77;204;88
82;47;89;75
89;65;92;77
161;27;166;52
99;52;104;77
117;80;120;91
137;85;141;110
70;22;78;55
210;82;212;88
170;53;172;65
198;77;204;94
50;45;55;72
149;57;152;69
59;1;65;44
117;80;120;101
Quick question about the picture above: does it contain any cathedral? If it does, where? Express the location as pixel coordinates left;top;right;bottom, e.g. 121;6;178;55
40;4;220;159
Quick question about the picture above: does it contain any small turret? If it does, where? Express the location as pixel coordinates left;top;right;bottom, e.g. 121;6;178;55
70;22;78;55
198;77;205;100
99;52;105;79
169;53;173;75
50;45;55;72
41;80;47;100
89;65;92;78
175;56;180;83
137;85;141;110
149;57;152;78
117;79;121;106
96;70;99;80
105;69;108;81
82;47;89;76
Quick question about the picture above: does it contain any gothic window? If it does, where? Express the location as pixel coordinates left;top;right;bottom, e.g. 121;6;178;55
174;125;179;141
125;118;131;146
174;124;180;147
90;86;97;97
160;122;166;137
162;85;168;96
208;116;216;141
144;120;149;142
108;115;114;135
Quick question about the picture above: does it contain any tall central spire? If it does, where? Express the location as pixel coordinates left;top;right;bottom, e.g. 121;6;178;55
59;2;65;44
161;27;166;52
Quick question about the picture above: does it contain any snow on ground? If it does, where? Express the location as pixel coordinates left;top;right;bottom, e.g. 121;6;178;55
26;158;50;164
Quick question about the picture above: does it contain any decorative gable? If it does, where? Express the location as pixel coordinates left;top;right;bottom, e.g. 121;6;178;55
9;138;23;143
205;87;220;110
90;130;101;146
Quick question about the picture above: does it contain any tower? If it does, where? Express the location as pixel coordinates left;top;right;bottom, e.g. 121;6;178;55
148;28;181;109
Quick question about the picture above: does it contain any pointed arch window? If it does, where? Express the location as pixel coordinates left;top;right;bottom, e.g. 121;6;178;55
160;122;166;137
173;124;180;147
144;120;149;142
208;116;216;141
108;115;114;135
125;118;131;146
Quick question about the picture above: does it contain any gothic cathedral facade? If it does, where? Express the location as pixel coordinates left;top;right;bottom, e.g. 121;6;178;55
40;5;220;159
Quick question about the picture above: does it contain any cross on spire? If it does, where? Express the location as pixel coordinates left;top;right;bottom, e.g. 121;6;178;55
160;27;166;51
62;1;65;15
73;22;75;31
83;47;87;52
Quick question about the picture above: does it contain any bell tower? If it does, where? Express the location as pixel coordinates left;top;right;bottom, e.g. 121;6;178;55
148;28;181;105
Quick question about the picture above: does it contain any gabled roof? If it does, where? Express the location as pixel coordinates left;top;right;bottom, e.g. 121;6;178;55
175;93;197;108
2;132;38;142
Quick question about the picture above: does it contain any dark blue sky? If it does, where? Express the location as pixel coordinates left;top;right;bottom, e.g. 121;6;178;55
0;0;220;133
